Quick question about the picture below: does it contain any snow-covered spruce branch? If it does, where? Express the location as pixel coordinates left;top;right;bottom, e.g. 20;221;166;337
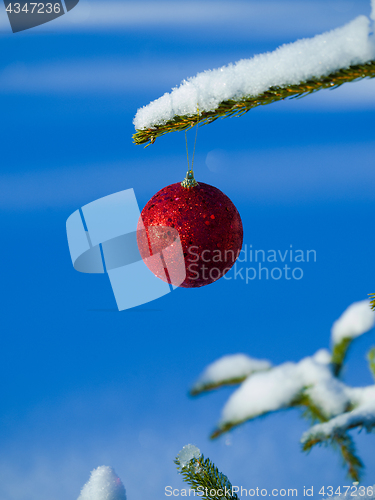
190;354;271;396
190;300;375;480
133;62;375;147
331;301;375;376
133;14;375;146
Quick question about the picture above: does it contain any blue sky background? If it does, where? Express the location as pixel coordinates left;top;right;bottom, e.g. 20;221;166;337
1;1;375;498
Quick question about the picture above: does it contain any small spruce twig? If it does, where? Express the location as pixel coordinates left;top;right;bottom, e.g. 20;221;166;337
367;347;375;380
133;61;375;146
369;293;375;311
331;337;353;377
303;432;363;482
292;393;328;423
295;394;362;480
335;434;363;482
190;375;250;397
175;445;239;500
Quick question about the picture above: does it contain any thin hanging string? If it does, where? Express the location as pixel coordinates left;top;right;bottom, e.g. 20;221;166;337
185;130;190;170
184;106;200;172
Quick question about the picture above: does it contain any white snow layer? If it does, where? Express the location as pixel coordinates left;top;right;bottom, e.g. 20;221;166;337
177;444;201;467
134;15;375;130
219;350;350;428
191;354;271;393
301;390;375;444
77;466;126;500
331;300;375;346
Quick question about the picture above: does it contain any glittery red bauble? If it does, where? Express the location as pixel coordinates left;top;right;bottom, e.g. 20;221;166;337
137;181;243;288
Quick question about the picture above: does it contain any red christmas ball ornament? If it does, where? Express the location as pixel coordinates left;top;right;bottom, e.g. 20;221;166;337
137;170;243;288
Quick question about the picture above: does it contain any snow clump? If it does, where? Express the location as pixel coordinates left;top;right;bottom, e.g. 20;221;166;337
77;466;126;500
177;444;201;468
331;300;375;346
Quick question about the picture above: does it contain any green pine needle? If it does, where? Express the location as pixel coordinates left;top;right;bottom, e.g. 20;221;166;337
369;293;375;311
331;337;353;377
296;395;362;480
291;393;328;424
175;453;239;500
133;61;375;146
367;347;375;381
210;391;324;439
303;432;363;482
336;434;364;482
190;376;249;397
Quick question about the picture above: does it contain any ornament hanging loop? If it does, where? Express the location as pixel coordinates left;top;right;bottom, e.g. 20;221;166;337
181;169;198;188
182;106;200;189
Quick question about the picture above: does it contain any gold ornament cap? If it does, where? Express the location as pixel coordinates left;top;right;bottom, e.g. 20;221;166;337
181;169;198;189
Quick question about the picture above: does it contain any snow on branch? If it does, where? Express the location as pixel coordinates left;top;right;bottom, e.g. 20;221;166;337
191;299;375;480
301;393;375;481
77;466;127;500
176;444;202;468
211;350;351;438
133;15;375;146
331;300;375;376
301;398;375;446
190;354;271;396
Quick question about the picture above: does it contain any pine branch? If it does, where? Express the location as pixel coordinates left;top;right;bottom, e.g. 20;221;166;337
175;450;239;500
210;420;244;440
191;301;375;479
190;376;249;397
209;384;363;480
367;347;375;381
190;355;271;397
297;395;361;481
302;432;363;481
369;293;375;311
335;434;363;482
331;337;353;377
292;393;328;424
133;61;375;146
210;390;316;439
